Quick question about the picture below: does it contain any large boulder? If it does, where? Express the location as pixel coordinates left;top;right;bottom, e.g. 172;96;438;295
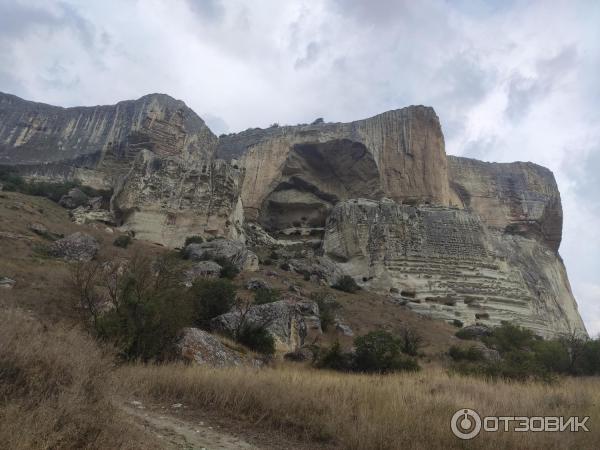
183;260;222;286
211;299;321;352
177;328;260;367
49;232;99;261
184;239;259;272
59;188;89;209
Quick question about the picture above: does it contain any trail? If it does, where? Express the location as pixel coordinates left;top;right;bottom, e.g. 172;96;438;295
122;402;259;450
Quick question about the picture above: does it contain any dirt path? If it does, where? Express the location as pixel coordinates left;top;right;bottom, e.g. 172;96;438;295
123;402;258;450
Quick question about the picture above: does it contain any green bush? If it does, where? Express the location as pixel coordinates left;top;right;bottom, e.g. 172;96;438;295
113;235;132;248
236;323;275;355
316;342;354;371
354;330;420;373
452;319;464;328
254;288;280;305
398;328;423;356
190;278;237;325
184;235;204;247
332;275;361;293
448;345;484;362
482;322;536;353
455;328;481;340
311;291;340;332
211;257;240;279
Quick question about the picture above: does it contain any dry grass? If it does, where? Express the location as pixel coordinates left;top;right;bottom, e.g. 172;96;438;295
0;307;158;450
119;362;600;450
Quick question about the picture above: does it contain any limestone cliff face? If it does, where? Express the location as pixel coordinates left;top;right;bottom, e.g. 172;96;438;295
448;156;563;252
0;92;586;336
323;199;585;337
216;106;450;228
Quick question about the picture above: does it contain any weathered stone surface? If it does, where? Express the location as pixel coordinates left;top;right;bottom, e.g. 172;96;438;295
49;232;99;261
112;150;244;247
59;188;89;209
70;206;115;225
177;328;257;367
0;277;16;289
448;156;563;252
184;239;258;272
217;106;450;229
211;300;320;352
323;199;586;338
246;278;271;290
184;261;222;286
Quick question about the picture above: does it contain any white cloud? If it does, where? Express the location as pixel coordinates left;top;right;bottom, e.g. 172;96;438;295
0;0;598;333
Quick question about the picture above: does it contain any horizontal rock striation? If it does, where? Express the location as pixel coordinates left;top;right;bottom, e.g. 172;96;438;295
323;199;586;337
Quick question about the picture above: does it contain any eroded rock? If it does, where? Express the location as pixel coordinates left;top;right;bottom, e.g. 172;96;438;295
184;239;258;272
49;232;99;262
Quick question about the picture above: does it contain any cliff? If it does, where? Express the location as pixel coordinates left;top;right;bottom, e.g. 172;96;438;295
0;91;586;337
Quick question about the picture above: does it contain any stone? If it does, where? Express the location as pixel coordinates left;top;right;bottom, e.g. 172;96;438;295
334;319;354;336
28;222;49;236
458;325;493;339
246;278;271;290
59;188;89;209
177;328;251;367
184;261;222;286
0;277;16;289
184;239;259;272
48;232;99;262
210;300;321;352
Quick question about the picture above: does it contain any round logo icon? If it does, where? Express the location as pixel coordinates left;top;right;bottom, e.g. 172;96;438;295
451;408;482;440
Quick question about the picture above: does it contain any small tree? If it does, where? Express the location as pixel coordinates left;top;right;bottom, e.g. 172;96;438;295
332;275;361;293
190;278;237;326
254;287;280;305
354;330;419;373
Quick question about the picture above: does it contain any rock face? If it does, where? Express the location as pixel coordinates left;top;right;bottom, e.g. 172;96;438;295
184;239;258;272
216;107;450;232
0;91;586;337
323;199;585;337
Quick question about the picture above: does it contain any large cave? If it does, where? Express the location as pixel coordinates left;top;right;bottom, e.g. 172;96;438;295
259;139;383;236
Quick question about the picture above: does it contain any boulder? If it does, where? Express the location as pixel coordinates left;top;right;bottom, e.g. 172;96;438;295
177;328;253;367
246;278;271;291
459;324;493;340
59;188;89;209
184;260;222;286
334;318;354;336
211;299;321;352
184;239;259;272
0;277;16;289
49;232;99;262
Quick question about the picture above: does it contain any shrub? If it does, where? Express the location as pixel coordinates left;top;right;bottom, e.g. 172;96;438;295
452;319;464;328
311;291;340;332
190;278;237;325
254;287;280;305
398;327;423;356
448;345;484;362
316;341;354;371
236;323;275;355
455;328;480;340
482;322;536;353
354;330;420;373
212;256;240;279
269;250;279;260
332;275;360;293
184;235;204;246
279;262;291;271
113;235;132;248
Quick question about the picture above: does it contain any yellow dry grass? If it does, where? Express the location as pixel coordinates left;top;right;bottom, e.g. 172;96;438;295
119;362;600;450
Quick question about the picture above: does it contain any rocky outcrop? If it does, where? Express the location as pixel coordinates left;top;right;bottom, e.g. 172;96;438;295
49;232;99;261
211;299;320;352
323;199;586;338
448;156;563;252
216;106;450;232
184;239;258;271
177;328;259;367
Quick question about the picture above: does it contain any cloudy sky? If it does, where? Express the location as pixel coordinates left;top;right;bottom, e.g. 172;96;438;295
1;0;599;334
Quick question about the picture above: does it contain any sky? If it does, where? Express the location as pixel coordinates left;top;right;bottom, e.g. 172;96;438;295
1;0;599;334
